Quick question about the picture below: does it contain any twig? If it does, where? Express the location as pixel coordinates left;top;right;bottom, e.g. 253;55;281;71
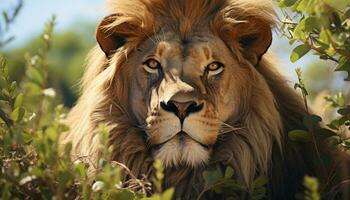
302;38;339;64
196;180;238;200
0;107;13;127
0;0;23;48
111;161;149;195
328;179;350;198
2;171;42;199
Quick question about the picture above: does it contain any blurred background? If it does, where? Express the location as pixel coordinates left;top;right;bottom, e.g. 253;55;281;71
0;0;348;112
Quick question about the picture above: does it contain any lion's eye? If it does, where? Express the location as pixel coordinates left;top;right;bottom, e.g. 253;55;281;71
143;59;161;74
206;62;224;76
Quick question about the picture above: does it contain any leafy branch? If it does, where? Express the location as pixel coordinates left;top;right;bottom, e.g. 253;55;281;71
277;0;350;80
0;0;23;48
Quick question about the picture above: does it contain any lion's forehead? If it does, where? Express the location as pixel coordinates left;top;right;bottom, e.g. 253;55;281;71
141;34;227;73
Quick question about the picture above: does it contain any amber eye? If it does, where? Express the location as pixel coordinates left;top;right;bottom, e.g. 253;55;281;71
143;59;161;74
206;62;224;76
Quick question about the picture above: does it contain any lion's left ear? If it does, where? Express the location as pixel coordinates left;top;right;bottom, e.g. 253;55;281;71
96;15;134;57
234;18;272;65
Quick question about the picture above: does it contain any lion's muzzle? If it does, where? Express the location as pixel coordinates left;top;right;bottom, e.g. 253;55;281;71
160;100;203;124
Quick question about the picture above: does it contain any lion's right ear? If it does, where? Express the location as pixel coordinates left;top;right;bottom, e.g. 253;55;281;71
96;15;128;57
228;17;273;66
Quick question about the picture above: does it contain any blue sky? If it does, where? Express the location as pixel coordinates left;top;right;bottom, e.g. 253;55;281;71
1;0;318;79
1;0;105;48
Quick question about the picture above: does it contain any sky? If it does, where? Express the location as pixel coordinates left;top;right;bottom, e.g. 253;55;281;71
0;0;322;80
1;0;104;48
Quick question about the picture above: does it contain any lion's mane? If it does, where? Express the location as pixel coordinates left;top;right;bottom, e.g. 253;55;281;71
60;0;350;199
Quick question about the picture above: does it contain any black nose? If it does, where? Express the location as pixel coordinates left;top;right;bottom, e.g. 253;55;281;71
160;100;203;123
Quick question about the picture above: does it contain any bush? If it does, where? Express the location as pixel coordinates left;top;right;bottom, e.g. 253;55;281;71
0;16;174;200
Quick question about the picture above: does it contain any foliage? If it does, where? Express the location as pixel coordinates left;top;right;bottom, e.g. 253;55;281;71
0;0;23;48
278;0;350;198
278;0;350;80
0;17;172;200
296;176;321;200
2;23;96;107
199;167;268;200
278;0;350;150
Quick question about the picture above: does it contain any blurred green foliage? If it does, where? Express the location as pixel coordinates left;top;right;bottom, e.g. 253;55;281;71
0;0;23;47
278;0;350;80
2;22;96;107
278;0;350;198
0;16;176;200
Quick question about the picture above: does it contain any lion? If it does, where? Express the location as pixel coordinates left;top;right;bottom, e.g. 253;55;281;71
60;0;350;199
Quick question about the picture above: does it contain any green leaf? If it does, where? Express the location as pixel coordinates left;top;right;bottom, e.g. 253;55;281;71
224;166;234;178
303;115;322;129
294;0;315;14
293;0;307;11
153;159;164;181
74;161;86;178
324;0;349;10
162;188;174;200
338;106;350;116
319;29;330;46
10;81;17;93
293;20;307;39
319;13;331;28
293;17;321;39
10;107;25;122
279;0;298;7
328;117;348;130
253;176;268;188
57;170;74;188
294;0;316;15
290;44;311;62
345;8;350;18
45;127;58;141
252;187;267;200
217;179;243;190
115;190;135;200
289;38;297;45
303;176;320;200
2;11;9;23
317;128;337;140
288;130;311;142
28;67;44;86
64;142;72;155
14;93;24;109
2;88;10;98
335;58;350;81
203;170;222;187
25;82;42;96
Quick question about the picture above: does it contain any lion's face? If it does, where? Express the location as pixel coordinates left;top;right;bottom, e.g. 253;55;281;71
65;0;284;190
126;31;249;167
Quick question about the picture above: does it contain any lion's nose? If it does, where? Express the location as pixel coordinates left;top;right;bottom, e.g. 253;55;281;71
160;100;203;123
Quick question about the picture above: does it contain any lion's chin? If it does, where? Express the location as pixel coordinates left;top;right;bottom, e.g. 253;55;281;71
153;133;211;168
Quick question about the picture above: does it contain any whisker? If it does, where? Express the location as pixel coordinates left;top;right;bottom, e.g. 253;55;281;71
218;121;244;135
141;30;156;44
112;101;128;116
161;28;166;41
153;27;161;43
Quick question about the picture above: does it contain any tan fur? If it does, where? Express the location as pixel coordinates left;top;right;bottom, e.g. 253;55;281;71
60;0;349;199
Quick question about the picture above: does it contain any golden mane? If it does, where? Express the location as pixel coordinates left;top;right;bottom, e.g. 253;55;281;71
60;0;350;199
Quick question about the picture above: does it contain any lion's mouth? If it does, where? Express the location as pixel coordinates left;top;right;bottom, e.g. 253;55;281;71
152;131;211;150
